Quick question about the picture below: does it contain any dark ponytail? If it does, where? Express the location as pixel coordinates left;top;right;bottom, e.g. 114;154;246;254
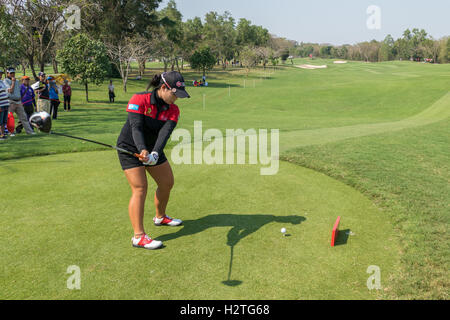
147;74;162;91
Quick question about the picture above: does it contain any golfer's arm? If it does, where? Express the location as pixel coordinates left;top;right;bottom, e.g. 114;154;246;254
152;120;177;155
128;112;148;152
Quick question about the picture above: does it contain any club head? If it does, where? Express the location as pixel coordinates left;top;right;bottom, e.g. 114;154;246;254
29;112;52;133
222;280;243;287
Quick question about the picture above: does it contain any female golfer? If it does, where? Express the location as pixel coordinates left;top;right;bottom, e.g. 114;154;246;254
117;71;190;250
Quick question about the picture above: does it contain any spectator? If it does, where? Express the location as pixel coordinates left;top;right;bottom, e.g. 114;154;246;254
4;68;34;135
48;77;60;120
36;71;50;113
62;80;72;111
17;76;36;134
108;80;115;103
0;70;10;140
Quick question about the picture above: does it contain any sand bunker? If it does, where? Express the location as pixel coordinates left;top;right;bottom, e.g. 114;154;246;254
296;64;328;70
334;61;347;64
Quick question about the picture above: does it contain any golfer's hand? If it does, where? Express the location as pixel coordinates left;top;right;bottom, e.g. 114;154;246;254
144;152;159;166
139;150;150;163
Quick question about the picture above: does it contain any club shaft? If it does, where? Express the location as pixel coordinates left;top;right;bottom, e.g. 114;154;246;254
51;132;139;158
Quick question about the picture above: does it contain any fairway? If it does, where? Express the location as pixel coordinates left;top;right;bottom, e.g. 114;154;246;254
1;59;449;299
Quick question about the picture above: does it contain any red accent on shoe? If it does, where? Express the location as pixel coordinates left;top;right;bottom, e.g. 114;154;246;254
138;234;153;246
161;216;174;224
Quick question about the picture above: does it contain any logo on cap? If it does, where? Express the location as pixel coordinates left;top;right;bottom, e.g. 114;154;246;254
176;81;185;88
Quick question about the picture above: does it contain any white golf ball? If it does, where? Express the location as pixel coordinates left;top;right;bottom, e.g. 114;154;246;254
281;228;287;234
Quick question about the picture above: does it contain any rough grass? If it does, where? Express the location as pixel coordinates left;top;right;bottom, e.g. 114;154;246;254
282;117;450;299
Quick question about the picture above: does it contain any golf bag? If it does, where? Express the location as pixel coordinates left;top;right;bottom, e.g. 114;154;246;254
29;112;52;133
7;112;15;134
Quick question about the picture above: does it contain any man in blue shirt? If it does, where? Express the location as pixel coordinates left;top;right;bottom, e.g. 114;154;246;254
16;76;37;134
48;77;60;120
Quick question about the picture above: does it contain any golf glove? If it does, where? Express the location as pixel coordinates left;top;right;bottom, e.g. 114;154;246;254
144;152;159;166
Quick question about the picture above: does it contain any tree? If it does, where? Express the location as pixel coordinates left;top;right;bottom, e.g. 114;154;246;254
82;0;162;43
240;46;259;76
0;5;21;70
254;46;271;69
106;36;150;93
6;0;69;75
156;0;184;72
57;33;110;102
180;17;204;70
5;0;98;79
203;11;236;69
420;38;441;63
438;37;450;63
280;49;290;63
236;19;269;47
189;46;216;78
269;53;279;68
83;0;163;77
319;45;332;58
379;35;395;61
357;40;380;62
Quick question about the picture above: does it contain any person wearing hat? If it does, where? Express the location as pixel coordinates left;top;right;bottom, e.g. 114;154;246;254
48;77;60;120
16;76;37;134
36;71;50;113
116;71;190;250
20;76;36;117
0;70;10;140
3;68;34;135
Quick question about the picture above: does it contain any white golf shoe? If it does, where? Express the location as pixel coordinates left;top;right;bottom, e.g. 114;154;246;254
132;234;163;250
153;215;183;227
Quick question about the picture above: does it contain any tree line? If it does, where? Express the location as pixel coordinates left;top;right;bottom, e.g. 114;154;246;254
0;0;295;99
1;1;448;101
293;29;450;64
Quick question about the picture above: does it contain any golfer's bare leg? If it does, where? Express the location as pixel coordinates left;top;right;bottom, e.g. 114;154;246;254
146;161;174;219
124;166;148;237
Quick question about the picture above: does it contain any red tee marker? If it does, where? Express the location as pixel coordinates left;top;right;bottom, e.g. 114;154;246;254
331;216;341;247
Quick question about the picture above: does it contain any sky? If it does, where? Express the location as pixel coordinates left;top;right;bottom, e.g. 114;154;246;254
161;0;450;45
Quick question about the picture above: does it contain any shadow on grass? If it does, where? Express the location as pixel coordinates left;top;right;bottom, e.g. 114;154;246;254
188;82;241;89
156;214;306;287
86;100;129;105
334;229;350;246
156;214;306;245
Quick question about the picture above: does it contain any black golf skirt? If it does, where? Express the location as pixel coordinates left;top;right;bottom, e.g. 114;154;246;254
117;143;168;171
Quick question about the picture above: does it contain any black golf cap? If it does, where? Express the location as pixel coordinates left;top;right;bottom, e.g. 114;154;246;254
161;71;190;98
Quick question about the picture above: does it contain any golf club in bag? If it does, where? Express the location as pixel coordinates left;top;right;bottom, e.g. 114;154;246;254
29;112;142;160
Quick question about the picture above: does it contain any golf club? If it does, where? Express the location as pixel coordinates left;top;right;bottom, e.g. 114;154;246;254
222;245;242;287
29;112;141;159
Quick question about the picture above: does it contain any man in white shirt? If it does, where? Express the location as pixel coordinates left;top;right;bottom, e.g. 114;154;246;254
0;70;10;139
108;80;115;103
4;68;34;135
